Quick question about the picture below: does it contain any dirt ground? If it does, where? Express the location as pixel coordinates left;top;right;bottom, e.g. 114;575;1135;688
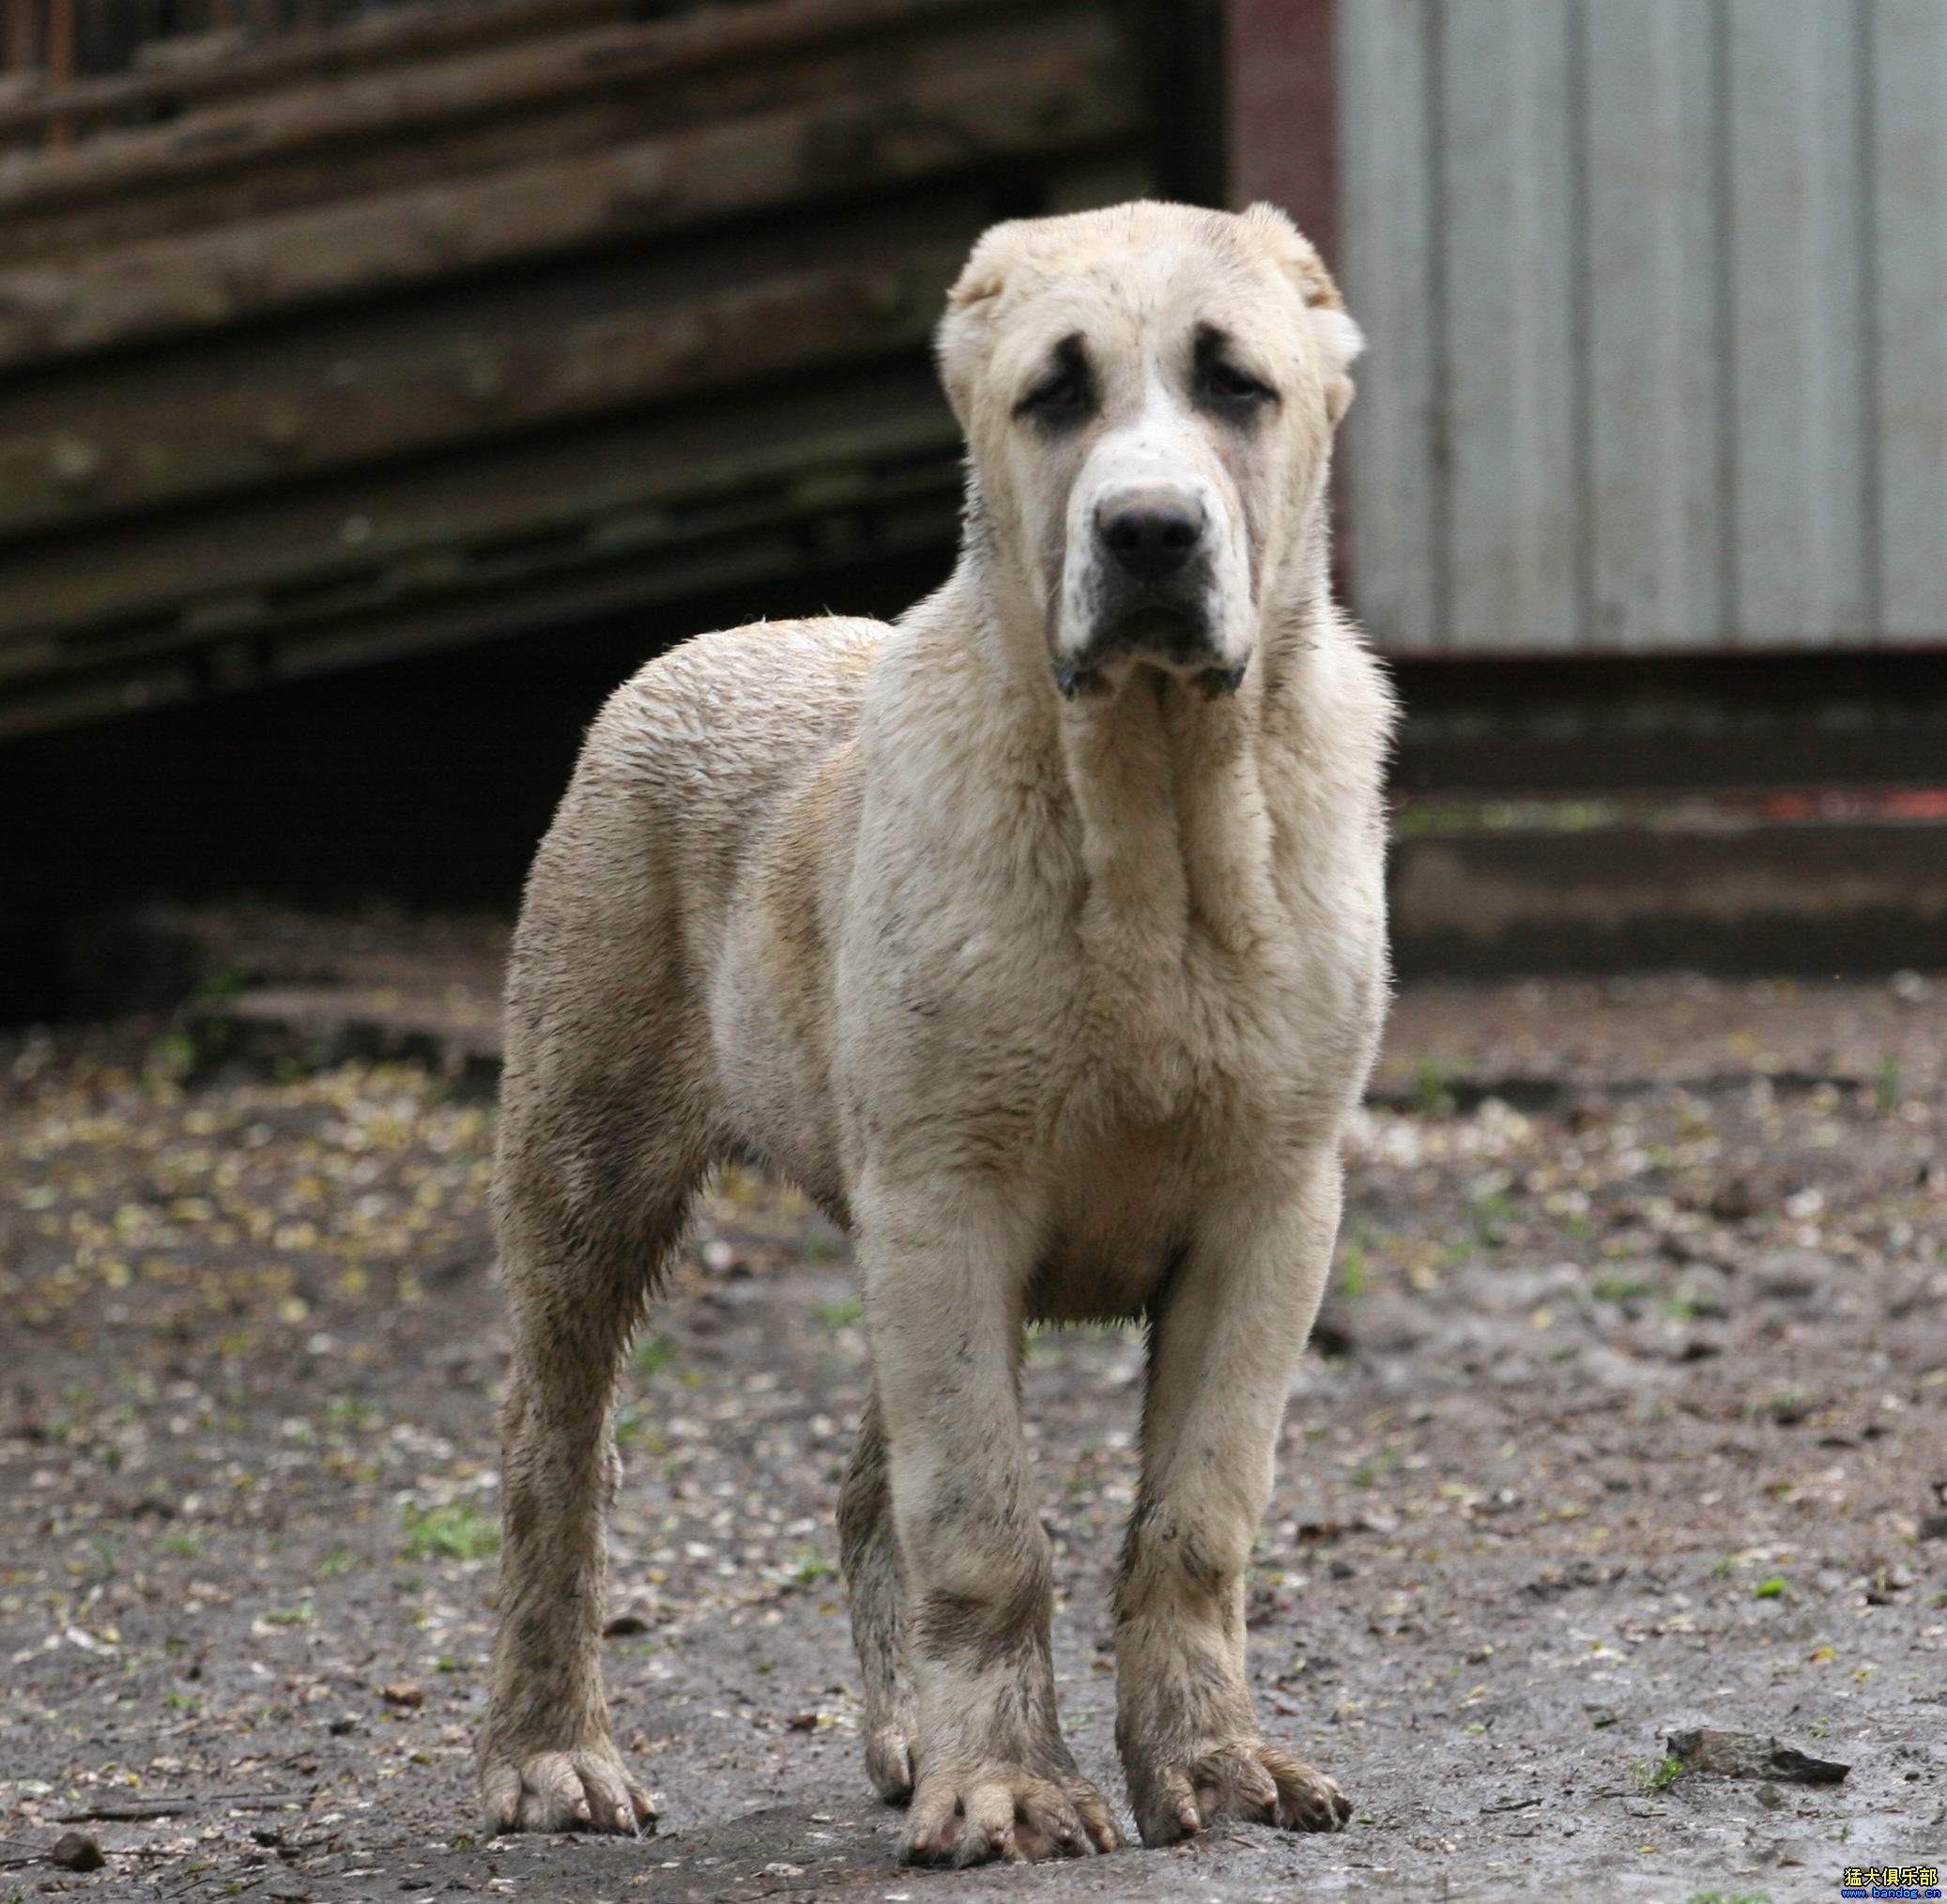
4;932;1944;1903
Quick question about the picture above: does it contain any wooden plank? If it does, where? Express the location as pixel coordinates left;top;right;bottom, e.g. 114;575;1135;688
0;0;1017;256
1725;0;1871;646
0;485;967;738
0;0;731;147
1441;0;1579;651
2;0;38;73
0;0;1158;729
0;31;1138;369
0;238;969;539
0;155;1152;649
0;368;958;653
1583;0;1725;651
0;468;968;736
1336;0;1439;653
1870;0;1947;643
0;392;965;689
44;0;73;133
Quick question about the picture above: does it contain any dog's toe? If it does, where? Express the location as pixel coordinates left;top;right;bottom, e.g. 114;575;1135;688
901;1767;1118;1866
865;1727;915;1805
482;1746;656;1836
1131;1739;1350;1845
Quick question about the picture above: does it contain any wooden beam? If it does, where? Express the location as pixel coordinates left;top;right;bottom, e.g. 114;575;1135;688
0;0;997;200
0;0;1097;261
1226;0;1338;270
3;0;39;75
43;0;71;145
0;0;635;145
0;26;1137;367
0;241;971;540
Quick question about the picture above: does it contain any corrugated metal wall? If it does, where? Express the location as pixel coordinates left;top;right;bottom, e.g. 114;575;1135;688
1338;0;1947;657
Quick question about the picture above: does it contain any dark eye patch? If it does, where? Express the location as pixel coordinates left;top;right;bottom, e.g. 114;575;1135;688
1193;324;1279;416
1014;332;1095;427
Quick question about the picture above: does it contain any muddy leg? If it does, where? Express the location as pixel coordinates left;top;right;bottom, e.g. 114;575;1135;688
1115;1162;1355;1846
837;1390;917;1804
478;1157;696;1835
860;1176;1120;1867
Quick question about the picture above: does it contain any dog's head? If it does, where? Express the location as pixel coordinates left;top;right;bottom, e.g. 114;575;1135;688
936;200;1361;699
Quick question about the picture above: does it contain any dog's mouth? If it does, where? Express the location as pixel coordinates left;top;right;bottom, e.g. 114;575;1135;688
1055;605;1244;701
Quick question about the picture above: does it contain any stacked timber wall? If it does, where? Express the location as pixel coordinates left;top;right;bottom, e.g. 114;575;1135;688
0;0;1157;736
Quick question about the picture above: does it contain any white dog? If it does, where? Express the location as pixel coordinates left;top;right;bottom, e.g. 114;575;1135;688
480;199;1393;1867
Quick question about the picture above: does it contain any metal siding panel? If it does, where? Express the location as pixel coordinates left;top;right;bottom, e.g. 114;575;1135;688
1442;0;1581;651
1338;0;1442;652
1725;0;1872;645
1872;0;1947;643
1818;0;1875;645
1335;0;1911;658
1584;0;1726;651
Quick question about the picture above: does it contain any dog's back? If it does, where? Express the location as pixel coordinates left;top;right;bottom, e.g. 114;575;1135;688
498;616;883;1229
581;617;880;957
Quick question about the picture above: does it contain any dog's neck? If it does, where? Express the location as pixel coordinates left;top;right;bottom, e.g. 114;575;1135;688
936;484;1341;972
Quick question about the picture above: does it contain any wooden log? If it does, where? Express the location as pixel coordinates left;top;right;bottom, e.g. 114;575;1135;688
0;26;1136;368
0;0;1019;253
0;0;636;147
1;491;965;734
0;150;1149;658
0;458;966;736
43;0;72;89
0;236;972;538
0;366;958;657
2;0;37;74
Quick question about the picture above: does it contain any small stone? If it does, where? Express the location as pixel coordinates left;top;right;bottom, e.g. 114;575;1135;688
1665;1727;1849;1785
1709;1176;1761;1222
49;1831;105;1872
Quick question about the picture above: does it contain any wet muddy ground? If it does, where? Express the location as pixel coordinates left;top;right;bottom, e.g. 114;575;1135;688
4;948;1944;1902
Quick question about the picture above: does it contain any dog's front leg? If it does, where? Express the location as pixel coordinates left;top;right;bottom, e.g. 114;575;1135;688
1115;1162;1356;1845
858;1175;1120;1866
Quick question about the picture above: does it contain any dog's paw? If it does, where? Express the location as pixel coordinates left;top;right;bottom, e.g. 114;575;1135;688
901;1766;1121;1866
481;1743;657;1835
1128;1738;1351;1846
865;1725;916;1805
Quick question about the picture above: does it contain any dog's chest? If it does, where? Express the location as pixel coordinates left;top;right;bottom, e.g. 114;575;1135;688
1019;980;1341;1322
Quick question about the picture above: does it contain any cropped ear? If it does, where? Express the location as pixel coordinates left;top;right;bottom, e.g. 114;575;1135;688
934;223;1017;431
1243;201;1364;425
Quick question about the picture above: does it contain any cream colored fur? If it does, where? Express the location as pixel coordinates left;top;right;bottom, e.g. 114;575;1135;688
479;200;1394;1866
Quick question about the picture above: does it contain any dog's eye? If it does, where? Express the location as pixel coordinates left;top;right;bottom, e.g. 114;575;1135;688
1201;357;1277;408
1021;370;1089;415
1015;338;1094;425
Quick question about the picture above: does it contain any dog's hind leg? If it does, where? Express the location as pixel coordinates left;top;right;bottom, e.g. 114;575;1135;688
479;898;711;1834
837;1390;917;1804
479;1140;698;1835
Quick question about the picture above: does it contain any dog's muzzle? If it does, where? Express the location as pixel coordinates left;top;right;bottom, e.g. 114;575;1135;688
1057;485;1242;699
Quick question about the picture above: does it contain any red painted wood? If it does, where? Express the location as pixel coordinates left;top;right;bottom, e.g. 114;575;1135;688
1226;0;1338;269
1225;0;1350;597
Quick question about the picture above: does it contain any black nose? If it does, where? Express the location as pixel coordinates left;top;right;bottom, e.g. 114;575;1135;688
1098;497;1204;581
